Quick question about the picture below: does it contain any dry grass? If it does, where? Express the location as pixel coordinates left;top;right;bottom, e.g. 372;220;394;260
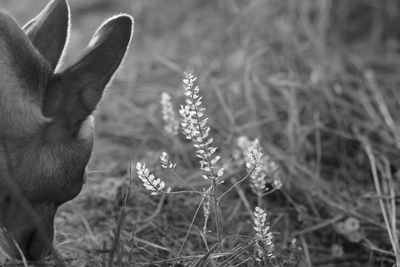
2;0;400;266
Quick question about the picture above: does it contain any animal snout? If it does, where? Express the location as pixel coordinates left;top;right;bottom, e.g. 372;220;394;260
0;201;56;261
17;228;51;260
1;227;52;261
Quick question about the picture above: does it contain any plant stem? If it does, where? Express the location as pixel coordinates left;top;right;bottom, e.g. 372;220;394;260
212;178;222;244
187;78;222;243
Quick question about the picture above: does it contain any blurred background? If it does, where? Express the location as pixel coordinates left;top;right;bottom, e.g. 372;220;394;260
2;0;400;265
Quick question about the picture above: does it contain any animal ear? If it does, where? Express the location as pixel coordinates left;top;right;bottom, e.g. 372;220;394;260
23;0;70;70
43;15;133;122
0;11;51;136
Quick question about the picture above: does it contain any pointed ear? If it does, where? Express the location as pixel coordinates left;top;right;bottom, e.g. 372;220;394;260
23;0;70;70
0;11;51;136
66;15;133;111
43;15;133;122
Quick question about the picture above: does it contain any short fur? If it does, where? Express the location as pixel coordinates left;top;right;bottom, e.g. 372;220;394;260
0;0;133;260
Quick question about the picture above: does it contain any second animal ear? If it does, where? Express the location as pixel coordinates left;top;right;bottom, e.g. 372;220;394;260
63;15;134;113
42;15;133;128
23;0;70;70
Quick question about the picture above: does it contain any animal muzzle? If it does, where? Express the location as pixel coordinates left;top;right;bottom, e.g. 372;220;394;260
0;228;51;260
0;204;55;261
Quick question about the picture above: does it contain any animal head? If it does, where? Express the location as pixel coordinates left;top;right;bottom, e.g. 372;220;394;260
0;0;133;260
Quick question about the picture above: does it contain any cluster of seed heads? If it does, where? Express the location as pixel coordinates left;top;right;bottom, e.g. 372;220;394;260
254;207;275;260
179;69;224;181
137;69;282;263
136;162;170;195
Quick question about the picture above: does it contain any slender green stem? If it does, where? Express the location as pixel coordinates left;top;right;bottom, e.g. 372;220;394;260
169;168;197;191
212;178;222;244
257;193;262;208
218;165;256;201
166;190;202;195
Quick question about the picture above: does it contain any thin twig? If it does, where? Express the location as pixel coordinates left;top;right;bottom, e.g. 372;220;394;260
218;165;256;201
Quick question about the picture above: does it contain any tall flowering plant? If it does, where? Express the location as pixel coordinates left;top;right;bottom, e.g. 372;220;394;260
135;68;284;263
179;69;224;181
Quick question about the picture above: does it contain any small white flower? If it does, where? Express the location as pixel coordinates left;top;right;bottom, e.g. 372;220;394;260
246;139;263;168
136;162;170;195
244;138;284;194
254;207;275;260
273;179;282;190
246;139;264;178
161;92;179;135
179;68;223;181
160;152;176;169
